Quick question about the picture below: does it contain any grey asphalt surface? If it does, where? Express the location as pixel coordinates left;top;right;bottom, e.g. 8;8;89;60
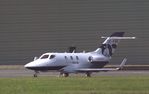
0;69;149;78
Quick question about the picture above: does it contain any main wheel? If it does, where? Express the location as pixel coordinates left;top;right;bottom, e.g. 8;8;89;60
86;72;91;77
63;73;69;77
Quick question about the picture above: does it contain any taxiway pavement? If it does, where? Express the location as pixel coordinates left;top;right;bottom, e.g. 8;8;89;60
0;69;149;78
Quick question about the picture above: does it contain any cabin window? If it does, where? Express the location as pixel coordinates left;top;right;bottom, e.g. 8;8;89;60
70;56;73;60
41;55;49;59
50;55;56;59
76;56;79;60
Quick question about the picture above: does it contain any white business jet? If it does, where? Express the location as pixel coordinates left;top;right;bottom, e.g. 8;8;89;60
25;32;135;77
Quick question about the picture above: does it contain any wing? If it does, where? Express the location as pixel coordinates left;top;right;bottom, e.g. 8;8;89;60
60;58;127;73
77;58;127;72
76;68;119;72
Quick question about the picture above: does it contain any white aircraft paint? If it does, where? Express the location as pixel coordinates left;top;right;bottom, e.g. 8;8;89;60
25;32;135;77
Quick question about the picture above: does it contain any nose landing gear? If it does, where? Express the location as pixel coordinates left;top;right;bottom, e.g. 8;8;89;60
34;71;39;77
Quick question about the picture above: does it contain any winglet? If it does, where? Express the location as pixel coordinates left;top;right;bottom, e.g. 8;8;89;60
117;58;127;70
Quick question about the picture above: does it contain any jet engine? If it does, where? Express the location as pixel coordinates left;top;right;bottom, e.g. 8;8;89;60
88;55;108;63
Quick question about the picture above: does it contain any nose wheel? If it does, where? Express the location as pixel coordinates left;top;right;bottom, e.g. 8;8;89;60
34;71;39;77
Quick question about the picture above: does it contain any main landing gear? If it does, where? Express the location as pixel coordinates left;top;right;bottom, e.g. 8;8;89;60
60;72;91;77
85;72;91;77
59;72;69;77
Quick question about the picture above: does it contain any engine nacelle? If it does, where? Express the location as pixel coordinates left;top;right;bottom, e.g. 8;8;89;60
88;55;108;63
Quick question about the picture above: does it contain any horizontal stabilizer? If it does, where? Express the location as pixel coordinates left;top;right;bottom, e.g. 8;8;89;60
99;32;136;57
101;37;136;39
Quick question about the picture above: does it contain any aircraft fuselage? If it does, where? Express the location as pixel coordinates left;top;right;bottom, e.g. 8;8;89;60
25;52;109;73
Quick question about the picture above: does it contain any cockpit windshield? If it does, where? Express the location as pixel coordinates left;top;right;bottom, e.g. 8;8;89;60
40;54;56;59
40;55;49;59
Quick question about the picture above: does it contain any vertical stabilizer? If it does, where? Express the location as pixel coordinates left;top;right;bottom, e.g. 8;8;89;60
100;32;125;57
94;32;135;57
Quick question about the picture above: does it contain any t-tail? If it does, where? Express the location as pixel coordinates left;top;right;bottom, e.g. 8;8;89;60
95;32;135;58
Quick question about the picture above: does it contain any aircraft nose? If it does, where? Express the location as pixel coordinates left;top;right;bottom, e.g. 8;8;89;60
24;62;35;69
24;63;29;68
24;59;51;70
24;63;31;69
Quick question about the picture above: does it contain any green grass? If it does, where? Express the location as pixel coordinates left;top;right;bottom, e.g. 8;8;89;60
0;76;149;94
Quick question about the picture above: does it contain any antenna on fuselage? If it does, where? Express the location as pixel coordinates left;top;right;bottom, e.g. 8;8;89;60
34;57;38;61
68;46;77;53
83;50;86;53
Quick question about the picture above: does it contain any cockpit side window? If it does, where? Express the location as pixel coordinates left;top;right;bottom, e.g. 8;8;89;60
40;55;49;59
50;55;56;59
